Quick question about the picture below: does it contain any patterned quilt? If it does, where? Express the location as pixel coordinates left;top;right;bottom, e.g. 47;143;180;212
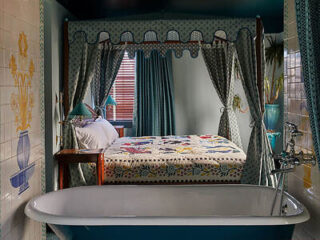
103;135;246;184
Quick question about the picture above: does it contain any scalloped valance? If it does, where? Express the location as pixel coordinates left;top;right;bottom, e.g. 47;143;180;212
68;17;257;44
123;42;200;59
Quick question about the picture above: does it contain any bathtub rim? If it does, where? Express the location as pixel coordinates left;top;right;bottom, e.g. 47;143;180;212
25;184;310;226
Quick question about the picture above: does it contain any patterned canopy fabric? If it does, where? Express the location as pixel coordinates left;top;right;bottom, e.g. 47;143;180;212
68;17;257;44
91;43;126;117
124;42;200;59
201;42;243;149
295;0;320;167
235;29;276;187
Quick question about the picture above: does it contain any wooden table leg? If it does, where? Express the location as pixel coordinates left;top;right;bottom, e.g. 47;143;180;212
101;153;104;184
59;163;64;189
97;153;103;185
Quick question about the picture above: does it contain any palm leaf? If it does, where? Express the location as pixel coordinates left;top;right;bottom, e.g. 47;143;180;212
265;36;284;66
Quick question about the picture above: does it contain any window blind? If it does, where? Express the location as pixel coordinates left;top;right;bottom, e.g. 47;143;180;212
106;52;135;121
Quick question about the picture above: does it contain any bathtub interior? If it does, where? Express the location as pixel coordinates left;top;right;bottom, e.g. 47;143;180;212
31;185;302;218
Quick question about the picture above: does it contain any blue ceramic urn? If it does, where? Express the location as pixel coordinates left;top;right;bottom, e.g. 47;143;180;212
264;104;280;130
17;130;30;169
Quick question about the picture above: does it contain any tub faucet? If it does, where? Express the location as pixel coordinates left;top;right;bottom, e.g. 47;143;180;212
270;122;316;216
272;122;316;170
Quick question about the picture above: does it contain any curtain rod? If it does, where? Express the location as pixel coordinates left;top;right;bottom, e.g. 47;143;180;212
99;36;228;45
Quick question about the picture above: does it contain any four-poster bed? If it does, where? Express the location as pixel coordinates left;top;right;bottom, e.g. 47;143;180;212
61;15;276;187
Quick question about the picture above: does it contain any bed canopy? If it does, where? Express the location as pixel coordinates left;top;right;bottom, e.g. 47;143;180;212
67;15;257;58
67;17;257;42
62;15;277;187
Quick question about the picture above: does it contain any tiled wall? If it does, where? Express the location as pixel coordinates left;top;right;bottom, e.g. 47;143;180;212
0;0;45;239
285;0;320;239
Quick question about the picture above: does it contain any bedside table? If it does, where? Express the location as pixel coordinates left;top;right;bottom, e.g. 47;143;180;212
114;125;124;137
54;149;104;189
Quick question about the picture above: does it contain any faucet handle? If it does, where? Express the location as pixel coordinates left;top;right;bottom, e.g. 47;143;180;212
285;122;303;137
285;122;298;131
271;167;295;175
297;151;317;166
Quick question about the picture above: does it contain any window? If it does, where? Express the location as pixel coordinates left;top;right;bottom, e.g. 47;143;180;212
106;52;135;124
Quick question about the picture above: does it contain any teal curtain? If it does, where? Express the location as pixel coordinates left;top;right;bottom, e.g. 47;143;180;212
91;43;125;118
295;0;320;165
134;50;176;136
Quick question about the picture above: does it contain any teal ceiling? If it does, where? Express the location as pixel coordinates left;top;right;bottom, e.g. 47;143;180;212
57;0;283;33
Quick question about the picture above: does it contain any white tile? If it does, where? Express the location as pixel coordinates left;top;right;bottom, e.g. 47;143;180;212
1;0;43;238
5;122;10;141
0;68;5;87
0;9;3;30
0;123;4;143
1;165;13;237
289;173;320;239
11;137;17;158
1;160;10;196
4;48;11;69
3;0;19;18
4;140;11;159
22;217;34;240
309;164;320;201
0;142;5;161
0;48;4;68
293;224;315;240
0;105;5;124
0;87;5;105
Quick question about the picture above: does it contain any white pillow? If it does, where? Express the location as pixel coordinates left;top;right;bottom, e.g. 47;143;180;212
95;117;119;144
75;118;119;149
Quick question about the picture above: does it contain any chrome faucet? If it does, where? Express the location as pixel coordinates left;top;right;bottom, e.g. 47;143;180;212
270;122;316;216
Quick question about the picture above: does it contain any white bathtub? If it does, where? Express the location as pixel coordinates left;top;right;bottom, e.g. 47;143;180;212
25;185;309;240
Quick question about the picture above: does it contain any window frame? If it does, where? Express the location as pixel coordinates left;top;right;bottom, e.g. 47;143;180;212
106;52;135;126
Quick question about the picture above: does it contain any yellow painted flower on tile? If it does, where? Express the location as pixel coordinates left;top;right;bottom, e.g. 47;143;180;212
9;32;34;132
29;60;34;79
18;32;28;58
9;55;17;77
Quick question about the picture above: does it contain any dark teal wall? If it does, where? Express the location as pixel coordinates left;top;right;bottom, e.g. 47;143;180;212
56;0;283;33
44;0;75;192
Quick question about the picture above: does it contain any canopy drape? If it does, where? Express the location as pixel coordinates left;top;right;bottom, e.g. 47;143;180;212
295;0;320;166
63;33;101;186
91;43;125;117
134;50;176;136
235;29;276;186
202;42;242;149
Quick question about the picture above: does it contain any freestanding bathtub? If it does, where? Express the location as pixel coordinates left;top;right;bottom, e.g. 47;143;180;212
25;185;309;240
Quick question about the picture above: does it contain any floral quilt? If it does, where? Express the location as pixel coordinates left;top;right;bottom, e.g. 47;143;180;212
102;135;246;184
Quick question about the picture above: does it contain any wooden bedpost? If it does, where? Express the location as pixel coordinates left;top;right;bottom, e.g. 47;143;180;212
63;19;69;118
255;16;264;113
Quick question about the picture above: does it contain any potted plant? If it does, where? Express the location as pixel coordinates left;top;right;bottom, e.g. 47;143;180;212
264;36;284;130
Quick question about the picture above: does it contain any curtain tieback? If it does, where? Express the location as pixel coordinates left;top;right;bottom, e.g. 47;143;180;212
220;106;231;113
95;106;104;115
249;118;263;128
